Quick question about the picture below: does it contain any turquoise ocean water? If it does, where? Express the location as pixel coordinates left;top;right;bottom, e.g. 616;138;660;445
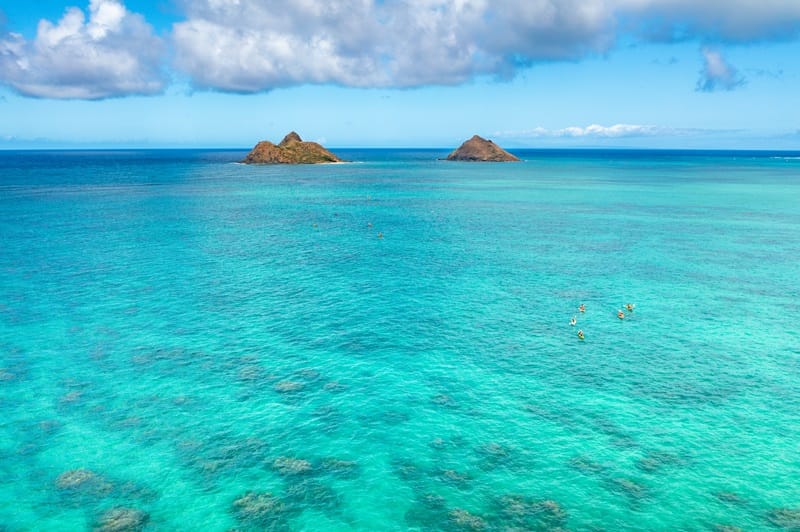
1;149;799;531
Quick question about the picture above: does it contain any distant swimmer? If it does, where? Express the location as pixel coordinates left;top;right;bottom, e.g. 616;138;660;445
625;303;635;312
617;310;625;320
570;316;577;326
579;304;586;313
377;232;384;239
577;330;585;340
367;222;373;228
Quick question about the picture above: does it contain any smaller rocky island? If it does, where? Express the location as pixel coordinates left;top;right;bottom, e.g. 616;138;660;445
242;132;343;164
446;135;520;162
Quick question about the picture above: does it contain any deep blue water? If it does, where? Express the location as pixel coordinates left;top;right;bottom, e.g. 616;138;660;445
1;148;799;531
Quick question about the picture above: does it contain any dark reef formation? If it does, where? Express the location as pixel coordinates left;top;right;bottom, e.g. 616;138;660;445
93;507;149;532
242;132;343;164
445;135;520;162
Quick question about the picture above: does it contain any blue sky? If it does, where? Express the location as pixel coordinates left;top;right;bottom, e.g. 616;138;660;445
1;0;799;149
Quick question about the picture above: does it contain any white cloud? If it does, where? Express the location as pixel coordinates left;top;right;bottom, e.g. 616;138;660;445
696;47;745;92
171;0;621;91
0;0;165;99
497;124;664;138
171;0;387;91
558;124;662;137
170;0;800;92
3;0;800;98
496;125;758;148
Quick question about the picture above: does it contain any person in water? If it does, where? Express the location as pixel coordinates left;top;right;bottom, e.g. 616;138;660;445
617;310;625;319
570;316;577;326
625;303;635;312
579;304;586;313
577;330;585;340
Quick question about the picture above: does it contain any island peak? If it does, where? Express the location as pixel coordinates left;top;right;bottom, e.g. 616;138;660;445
446;135;520;162
242;132;343;164
280;131;303;145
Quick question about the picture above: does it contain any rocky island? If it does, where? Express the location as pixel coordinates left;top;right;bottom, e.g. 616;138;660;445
446;135;520;162
242;132;343;164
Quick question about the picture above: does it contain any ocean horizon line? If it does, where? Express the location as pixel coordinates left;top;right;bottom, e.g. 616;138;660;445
2;146;799;155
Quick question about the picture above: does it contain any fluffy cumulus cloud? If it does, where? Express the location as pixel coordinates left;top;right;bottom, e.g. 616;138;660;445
0;0;164;99
170;0;621;91
4;0;800;98
171;0;800;92
171;0;387;91
696;47;745;92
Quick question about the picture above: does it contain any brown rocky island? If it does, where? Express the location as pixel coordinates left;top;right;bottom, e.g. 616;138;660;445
446;135;520;162
242;132;343;164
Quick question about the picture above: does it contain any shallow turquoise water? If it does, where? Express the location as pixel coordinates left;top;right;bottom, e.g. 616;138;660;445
1;149;799;531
